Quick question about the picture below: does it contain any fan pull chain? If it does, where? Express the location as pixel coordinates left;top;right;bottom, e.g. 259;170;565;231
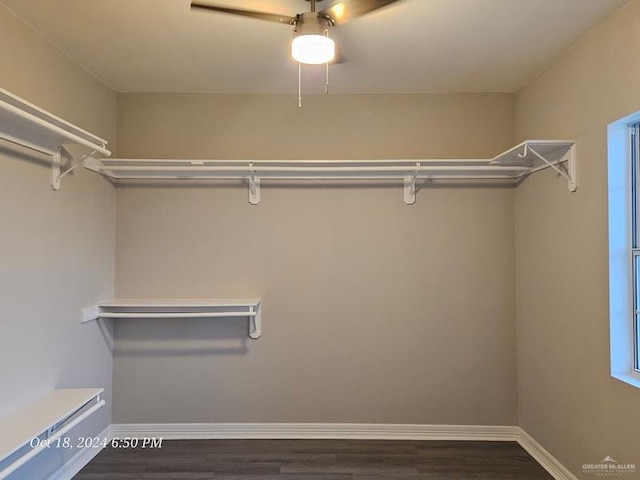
298;62;302;108
325;62;330;94
324;29;330;94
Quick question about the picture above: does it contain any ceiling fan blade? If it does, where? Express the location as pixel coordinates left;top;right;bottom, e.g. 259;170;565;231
191;2;296;25
319;0;400;25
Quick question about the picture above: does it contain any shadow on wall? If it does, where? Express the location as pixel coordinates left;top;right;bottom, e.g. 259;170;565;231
112;317;249;356
0;143;50;168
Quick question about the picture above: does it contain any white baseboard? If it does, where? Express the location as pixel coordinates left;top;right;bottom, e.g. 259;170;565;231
109;422;519;441
47;425;111;480
516;428;580;480
59;423;576;480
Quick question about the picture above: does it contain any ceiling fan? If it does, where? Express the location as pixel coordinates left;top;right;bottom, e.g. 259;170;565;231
190;0;401;65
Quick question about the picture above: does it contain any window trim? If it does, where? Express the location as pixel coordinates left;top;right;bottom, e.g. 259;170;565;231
608;114;640;388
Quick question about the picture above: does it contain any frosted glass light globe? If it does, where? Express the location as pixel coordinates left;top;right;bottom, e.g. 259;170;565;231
291;34;335;64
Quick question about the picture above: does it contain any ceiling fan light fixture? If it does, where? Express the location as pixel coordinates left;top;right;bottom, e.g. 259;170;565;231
291;12;335;65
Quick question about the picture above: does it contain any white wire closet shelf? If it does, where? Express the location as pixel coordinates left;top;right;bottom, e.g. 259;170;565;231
82;298;262;339
0;87;111;190
84;140;577;204
0;389;104;480
0;87;575;201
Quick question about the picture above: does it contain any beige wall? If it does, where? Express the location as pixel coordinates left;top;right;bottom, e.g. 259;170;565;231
117;93;514;160
0;5;116;479
113;93;518;425
515;0;640;477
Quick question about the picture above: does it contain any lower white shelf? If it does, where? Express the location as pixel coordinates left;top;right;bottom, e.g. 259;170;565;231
82;298;262;339
0;388;104;480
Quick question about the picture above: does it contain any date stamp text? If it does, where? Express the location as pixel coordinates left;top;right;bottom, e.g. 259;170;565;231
30;436;163;449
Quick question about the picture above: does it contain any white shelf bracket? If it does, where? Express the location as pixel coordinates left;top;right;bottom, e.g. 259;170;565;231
566;144;578;192
51;146;62;191
249;302;262;339
82;305;100;324
52;149;99;191
403;162;419;205
529;145;577;192
248;163;261;205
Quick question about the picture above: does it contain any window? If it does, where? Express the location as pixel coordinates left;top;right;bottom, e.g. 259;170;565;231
608;115;640;388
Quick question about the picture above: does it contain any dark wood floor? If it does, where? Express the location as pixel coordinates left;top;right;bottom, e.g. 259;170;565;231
73;439;553;479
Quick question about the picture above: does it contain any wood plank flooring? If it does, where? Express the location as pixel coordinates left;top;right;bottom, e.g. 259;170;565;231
73;439;553;479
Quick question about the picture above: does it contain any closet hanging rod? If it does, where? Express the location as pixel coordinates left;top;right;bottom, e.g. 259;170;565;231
105;172;526;181
100;158;494;165
91;311;257;320
99;165;529;173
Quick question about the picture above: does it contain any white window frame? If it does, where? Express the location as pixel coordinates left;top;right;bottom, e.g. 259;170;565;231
632;124;640;374
608;113;640;388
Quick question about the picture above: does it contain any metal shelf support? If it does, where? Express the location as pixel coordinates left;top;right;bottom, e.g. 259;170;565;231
249;166;261;205
491;140;577;192
526;144;577;192
249;301;262;339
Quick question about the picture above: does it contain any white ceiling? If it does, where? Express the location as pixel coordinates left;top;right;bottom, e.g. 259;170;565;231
0;0;629;94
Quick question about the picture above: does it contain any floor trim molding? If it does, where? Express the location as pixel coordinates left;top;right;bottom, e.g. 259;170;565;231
516;428;579;480
110;422;519;441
